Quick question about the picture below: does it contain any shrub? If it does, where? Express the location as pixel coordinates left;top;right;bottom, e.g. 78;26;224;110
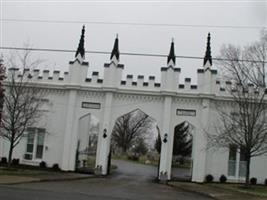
219;175;227;183
265;179;267;186
52;163;60;171
1;157;7;164
127;154;139;161
250;177;257;185
39;161;47;168
205;174;214;183
11;158;19;165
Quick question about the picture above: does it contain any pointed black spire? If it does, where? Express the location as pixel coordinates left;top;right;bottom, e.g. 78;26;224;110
167;38;176;65
110;34;119;60
75;25;85;59
203;33;212;66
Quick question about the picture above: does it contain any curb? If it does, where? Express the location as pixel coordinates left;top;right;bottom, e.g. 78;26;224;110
38;175;95;183
0;175;95;185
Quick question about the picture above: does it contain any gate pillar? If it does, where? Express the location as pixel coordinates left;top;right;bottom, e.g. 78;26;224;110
158;96;173;180
95;92;113;175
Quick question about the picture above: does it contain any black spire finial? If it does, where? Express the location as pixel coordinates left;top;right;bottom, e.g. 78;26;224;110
75;25;85;59
110;34;119;60
167;38;176;65
203;33;212;66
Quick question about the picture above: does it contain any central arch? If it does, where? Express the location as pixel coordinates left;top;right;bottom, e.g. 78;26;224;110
108;109;162;180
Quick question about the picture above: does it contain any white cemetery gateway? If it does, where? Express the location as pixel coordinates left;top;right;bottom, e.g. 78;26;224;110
1;27;267;184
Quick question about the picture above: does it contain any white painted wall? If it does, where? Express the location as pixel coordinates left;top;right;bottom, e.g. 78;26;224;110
0;53;267;184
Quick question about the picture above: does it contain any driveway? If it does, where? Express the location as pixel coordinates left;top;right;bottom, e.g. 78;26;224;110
111;159;158;180
0;160;211;200
112;159;191;181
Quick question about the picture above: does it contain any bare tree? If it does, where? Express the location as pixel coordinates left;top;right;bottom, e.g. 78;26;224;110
0;55;5;128
111;109;153;153
0;49;45;166
154;133;161;154
208;30;267;186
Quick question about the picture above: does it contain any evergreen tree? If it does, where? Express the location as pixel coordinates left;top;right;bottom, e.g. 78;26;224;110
173;122;192;157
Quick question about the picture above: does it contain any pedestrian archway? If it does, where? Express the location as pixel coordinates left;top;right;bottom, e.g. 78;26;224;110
171;121;194;181
76;113;99;173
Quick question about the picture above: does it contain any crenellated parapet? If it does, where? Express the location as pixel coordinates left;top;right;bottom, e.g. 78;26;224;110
120;74;161;89
7;68;70;83
5;28;248;99
85;71;103;85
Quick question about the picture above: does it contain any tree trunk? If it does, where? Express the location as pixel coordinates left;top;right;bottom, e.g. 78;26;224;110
123;145;127;153
8;140;14;167
245;155;251;187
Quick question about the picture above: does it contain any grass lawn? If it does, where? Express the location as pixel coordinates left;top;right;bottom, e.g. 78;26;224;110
112;154;160;166
113;154;191;170
210;183;267;197
0;167;63;177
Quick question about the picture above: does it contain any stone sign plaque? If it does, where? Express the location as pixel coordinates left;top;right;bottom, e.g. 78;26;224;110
176;109;196;116
82;102;101;109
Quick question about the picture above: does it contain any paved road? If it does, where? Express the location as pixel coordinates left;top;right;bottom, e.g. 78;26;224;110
0;160;211;200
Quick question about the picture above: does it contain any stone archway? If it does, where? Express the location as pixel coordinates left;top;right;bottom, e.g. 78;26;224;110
107;109;162;179
76;113;99;173
171;121;195;181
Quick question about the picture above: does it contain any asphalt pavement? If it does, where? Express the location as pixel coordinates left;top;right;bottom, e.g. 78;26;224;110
0;160;212;200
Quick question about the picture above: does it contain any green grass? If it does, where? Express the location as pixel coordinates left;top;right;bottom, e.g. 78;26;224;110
211;183;267;197
113;154;191;169
86;157;96;169
0;167;62;176
112;154;160;166
171;160;192;169
239;186;267;196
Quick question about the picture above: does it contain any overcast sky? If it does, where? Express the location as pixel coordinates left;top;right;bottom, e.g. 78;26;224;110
1;1;266;83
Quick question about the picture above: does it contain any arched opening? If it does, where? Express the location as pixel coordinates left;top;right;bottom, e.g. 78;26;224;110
108;109;161;180
76;113;99;173
171;121;194;181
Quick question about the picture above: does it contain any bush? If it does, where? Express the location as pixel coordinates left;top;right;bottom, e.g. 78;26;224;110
205;174;214;183
0;157;7;164
219;175;227;183
265;179;267;186
39;161;47;168
250;177;257;185
11;158;19;165
127;154;139;161
52;163;60;171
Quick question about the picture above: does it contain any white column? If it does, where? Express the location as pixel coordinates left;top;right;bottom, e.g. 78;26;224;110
235;150;240;179
192;99;209;182
159;96;173;180
61;90;77;171
95;92;113;175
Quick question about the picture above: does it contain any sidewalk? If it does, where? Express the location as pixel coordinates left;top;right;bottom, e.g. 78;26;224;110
168;182;267;200
0;173;93;185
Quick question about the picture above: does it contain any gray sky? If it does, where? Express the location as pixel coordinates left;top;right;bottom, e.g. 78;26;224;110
1;1;266;83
